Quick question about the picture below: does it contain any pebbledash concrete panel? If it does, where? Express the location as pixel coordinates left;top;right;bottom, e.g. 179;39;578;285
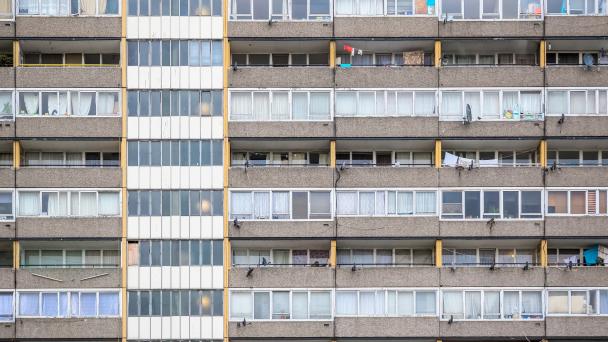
545;167;608;187
16;117;122;138
546;266;608;287
336;267;439;288
16;268;121;289
16;17;121;38
440;320;545;338
229;267;334;288
334;17;437;38
439;220;544;238
546;317;608;338
228;121;334;139
336;167;439;188
438;20;544;38
335;117;439;138
439;121;544;138
16;67;121;88
0;21;15;38
16;167;122;188
439;66;544;88
228;21;332;38
335;317;439;337
337;216;439;238
438;167;544;187
545;116;608;137
229;167;334;188
335;67;438;88
0;323;14;340
229;220;335;239
0;168;14;187
16;318;121;339
0;67;14;88
0;221;15;239
16;217;122;239
229;321;333;338
439;267;545;287
229;67;333;88
545;216;608;237
545;66;608;87
0;268;15;289
545;16;608;37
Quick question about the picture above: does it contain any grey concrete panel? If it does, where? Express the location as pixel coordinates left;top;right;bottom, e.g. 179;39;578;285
16;167;122;188
16;267;121;289
337;167;439;188
545;167;608;187
229;167;334;188
228;21;332;38
0;21;15;38
439;121;544;138
438;167;543;187
546;266;608;287
228;121;334;139
438;21;544;38
545;216;608;237
16;217;122;239
0;68;14;88
545;66;608;87
439;66;544;88
335;67;438;88
0;168;14;187
0;221;15;239
16;117;121;138
16;318;121;339
546;316;608;338
335;117;439;138
545;116;608;137
229;321;333;338
440;220;544;238
229;267;333;288
229;220;335;239
229;67;333;88
16;17;121;38
440;320;545;338
337;217;440;238
335;317;439;337
334;17;438;38
336;267;439;288
0;268;15;288
16;67;121;88
545;16;608;37
440;267;544;287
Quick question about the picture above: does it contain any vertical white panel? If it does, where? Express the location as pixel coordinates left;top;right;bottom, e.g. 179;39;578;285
170;67;181;88
211;117;223;139
126;17;139;38
189;117;201;139
180;266;190;288
161;266;172;289
150;317;163;339
150;67;163;89
179;117;190;139
200;68;212;88
161;117;172;139
150;167;162;188
161;17;172;39
170;316;181;339
179;67;190;88
127;67;139;88
189;266;201;288
200;266;212;288
211;216;223;239
170;117;181;138
139;67;151;88
200;168;212;189
162;316;172;339
138;17;151;38
200;117;212;139
127;216;140;239
170;267;180;288
127;117;139;139
161;166;172;189
189;67;201;88
139;216;151;239
161;68;172;88
139;117;151;139
212;266;223;289
127;317;140;339
127;266;139;289
180;317;190;339
150;17;162;38
189;216;202;239
161;216;172;239
170;216;181;239
190;167;201;189
211;67;223;87
212;317;223;339
179;217;190;239
150;217;162;238
188;17;200;38
200;216;213;239
200;17;211;37
212;166;223;188
139;317;151;339
139;266;151;289
189;317;202;338
179;167;190;189
211;17;223;39
150;267;162;289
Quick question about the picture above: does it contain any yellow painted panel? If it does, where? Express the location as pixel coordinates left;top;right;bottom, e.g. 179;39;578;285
435;240;442;268
434;40;441;68
434;140;442;169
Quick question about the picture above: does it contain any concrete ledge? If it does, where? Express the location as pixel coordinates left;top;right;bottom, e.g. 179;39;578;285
0;221;15;239
16;67;121;88
0;268;15;288
337;217;439;238
545;167;608;187
17;267;121;289
15;117;122;138
0;168;14;187
545;66;608;87
438;20;544;38
335;67;437;88
440;220;544;238
545;216;608;237
228;121;334;139
229;267;333;288
0;68;14;88
0;323;14;340
335;317;439;337
229;167;334;188
16;318;121;339
438;167;543;187
229;220;335;239
335;117;439;138
229;321;333;338
16;167;121;188
336;267;438;288
545;16;608;37
440;267;544;287
546;316;608;338
439;66;543;87
545;116;608;137
16;217;122;239
337;167;438;188
229;67;333;88
16;17;121;38
334;17;437;38
546;267;608;287
0;21;15;38
0;122;15;138
228;21;332;38
439;121;544;138
440;320;544;338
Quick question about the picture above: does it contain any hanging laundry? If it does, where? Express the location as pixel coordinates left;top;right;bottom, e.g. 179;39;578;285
443;152;475;168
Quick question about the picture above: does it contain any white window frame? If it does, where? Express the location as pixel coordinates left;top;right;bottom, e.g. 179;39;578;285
21;248;121;268
547;150;605;166
16;0;121;16
229;289;334;321
439;188;544;220
0;89;15;120
438;0;544;20
229;0;333;21
229;189;334;221
16;289;121;318
16;188;122;218
545;0;607;15
15;89;121;117
335;188;438;217
231;248;330;267
545;188;608;216
335;288;439;317
442;247;539;267
546;288;608;316
545;88;608;116
334;0;436;16
0;189;15;221
334;88;438;117
442;150;539;167
336;248;435;267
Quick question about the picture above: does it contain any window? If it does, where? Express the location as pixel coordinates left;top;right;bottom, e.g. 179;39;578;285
547;0;607;15
127;140;222;166
230;90;332;121
128;290;222;316
231;0;330;20
23;151;119;167
232;248;328;267
16;90;120;117
440;89;543;121
441;189;542;219
0;191;13;220
547;189;608;215
230;190;331;220
17;291;120;318
232;53;329;66
335;90;436;117
441;289;543;320
338;248;433;266
231;151;329;166
441;0;541;19
128;90;222;117
443;248;537;266
0;91;13;119
230;290;331;320
128;190;223;217
127;40;222;66
130;240;221;266
17;0;120;15
17;190;120;217
547;89;608;115
335;289;436;317
128;0;222;15
0;292;13;321
22;248;120;268
336;190;437;216
547;289;607;315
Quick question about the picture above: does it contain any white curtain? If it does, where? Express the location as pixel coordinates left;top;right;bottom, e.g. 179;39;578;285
358;92;375;116
80;192;97;216
19;293;39;316
397;291;414;316
70;192;80;216
548;291;568;314
98;192;119;216
22;93;39;115
416;291;436;315
600;290;608;314
570;91;587;114
230;92;251;120
375;91;386;116
253;192;270;219
386;291;396;315
337;192;357;215
41;292;58;317
19;0;39;14
231;292;253;319
358;192;375;216
520;91;541;115
70;292;79;316
502;91;518;118
271;192;289;218
375;191;385;215
272;292;289;318
522;291;542;316
503;291;520;318
599;91;607;113
336;92;356;116
484;291;501;318
441;92;462;119
292;292;308;319
19;192;40;216
80;0;96;14
358;0;374;15
79;292;96;317
464;92;481;119
0;293;12;320
396;191;413;215
292;92;308;120
309;292;331;319
482;91;500;119
98;92;118;115
416;191;436;214
359;291;375;316
443;292;463;319
98;292;119;316
386;91;397;115
387;191;396;214
252;92;269;121
231;192;252;219
336;291;357;315
335;0;353;14
465;291;481;319
49;192;68;216
397;91;413;116
0;92;11;116
271;92;289;120
587;91;596;114
309;92;330;120
66;153;82;166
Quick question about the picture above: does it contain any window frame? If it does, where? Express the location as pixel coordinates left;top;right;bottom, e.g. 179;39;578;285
336;188;438;217
229;189;333;221
440;188;544;220
229;289;333;321
438;0;544;20
546;188;608;216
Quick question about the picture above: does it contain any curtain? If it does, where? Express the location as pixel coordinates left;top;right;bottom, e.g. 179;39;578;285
292;292;308;319
42;293;58;317
98;292;118;316
292;92;308;120
465;292;481;319
359;291;375;316
102;250;120;266
358;192;375;216
570;91;586;114
19;0;38;14
375;91;386;115
548;291;568;314
79;292;97;317
253;192;270;219
387;191;396;214
397;92;413;116
230;92;251;120
309;92;330;120
23;93;39;115
0;293;12;321
271;92;289;120
98;192;119;216
252;92;270;121
521;91;541;116
396;192;413;215
66;153;82;166
336;92;356;116
358;92;375;116
416;191;436;214
587;91;596;114
522;291;542;316
503;291;519;318
272;192;289;219
0;92;11;116
47;192;68;216
600;290;608;314
337;192;357;215
79;92;95;116
19;192;39;216
464;92;480;119
386;91;396;115
336;291;357;315
335;0;352;14
310;292;331;319
397;291;414;316
19;293;39;316
80;192;97;216
80;0;96;14
231;292;252;319
502;91;518;118
415;291;435;315
231;192;252;219
441;92;462;119
442;291;463;319
375;191;385;215
271;292;289;319
0;0;12;17
482;91;500;119
98;92;118;115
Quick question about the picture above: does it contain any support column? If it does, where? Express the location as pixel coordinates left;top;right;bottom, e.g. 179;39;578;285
329;41;336;69
13;141;20;169
330;140;336;168
539;140;547;168
434;140;442;168
540;240;548;267
434;40;441;68
540;40;546;69
329;240;337;268
13;240;19;269
435;240;442;267
13;41;19;67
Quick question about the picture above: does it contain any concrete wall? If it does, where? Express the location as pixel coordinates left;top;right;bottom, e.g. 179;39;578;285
334;17;437;38
0;21;15;38
229;267;333;288
439;121;544;138
229;67;333;88
229;220;335;239
228;21;332;38
337;217;439;238
546;267;608;287
546;317;608;338
336;267;439;287
337;167;438;188
546;116;608;137
228;121;334;138
16;67;121;88
16;167;122;188
0;122;15;138
438;21;544;38
439;220;544;238
229;167;334;188
335;117;439;138
15;117;122;138
16;17;121;38
545;66;608;87
229;321;333;338
0;268;15;288
335;317;439;337
0;168;14;187
545;167;608;187
545;16;608;37
0;68;14;88
0;221;15;239
16;217;122;239
545;217;608;237
439;66;543;88
440;267;544;287
440;320;545;338
16;318;121;339
16;267;121;289
0;323;14;340
438;167;543;187
335;67;437;88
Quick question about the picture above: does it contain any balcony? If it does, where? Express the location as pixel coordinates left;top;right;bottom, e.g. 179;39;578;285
545;216;608;237
336;266;438;287
545;16;608;37
440;320;545;339
335;117;439;138
16;267;121;289
439;220;544;238
16;17;121;38
335;66;437;88
16;66;121;88
334;16;437;38
545;167;608;187
546;266;608;286
546;316;608;338
229;266;333;288
228;21;332;38
16;167;121;188
438;167;543;187
439;120;544;138
16;116;121;138
337;217;439;238
16;318;121;339
439;66;543;87
546;116;608;137
16;217;122;239
336;167;438;188
335;317;439;338
229;220;335;239
229;166;334;188
229;67;333;88
229;321;333;339
440;266;544;287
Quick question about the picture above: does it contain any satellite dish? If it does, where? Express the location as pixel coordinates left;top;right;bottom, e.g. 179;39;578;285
583;53;594;70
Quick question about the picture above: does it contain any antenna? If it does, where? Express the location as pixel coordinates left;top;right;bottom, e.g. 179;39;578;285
339;161;346;171
268;18;273;26
557;113;565;125
489;262;496;271
261;257;269;266
567;260;573;270
448;315;454;324
233;218;241;228
351;264;357;272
